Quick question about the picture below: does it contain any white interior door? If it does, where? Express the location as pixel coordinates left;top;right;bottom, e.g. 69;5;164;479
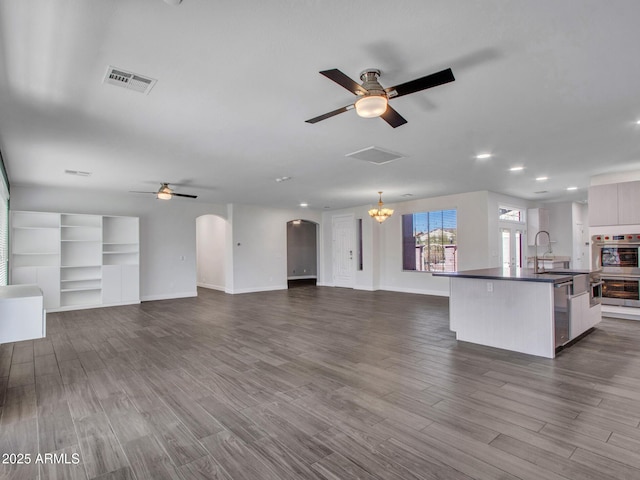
500;226;523;268
332;214;355;288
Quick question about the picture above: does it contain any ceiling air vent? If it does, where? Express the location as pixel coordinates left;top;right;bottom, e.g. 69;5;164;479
103;66;156;95
345;146;405;165
65;169;92;177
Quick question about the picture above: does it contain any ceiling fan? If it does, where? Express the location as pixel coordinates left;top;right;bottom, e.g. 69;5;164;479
130;183;197;200
305;67;455;128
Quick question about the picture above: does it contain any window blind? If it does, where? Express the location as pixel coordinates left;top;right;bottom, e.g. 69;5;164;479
0;174;8;286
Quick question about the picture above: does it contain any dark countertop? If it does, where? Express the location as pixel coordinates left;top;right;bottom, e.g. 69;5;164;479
432;267;587;284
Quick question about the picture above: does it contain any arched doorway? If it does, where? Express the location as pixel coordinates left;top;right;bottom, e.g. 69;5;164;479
287;219;318;288
195;214;227;292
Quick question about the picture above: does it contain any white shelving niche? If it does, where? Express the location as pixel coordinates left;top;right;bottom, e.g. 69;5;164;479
10;212;61;310
10;211;140;312
102;216;140;305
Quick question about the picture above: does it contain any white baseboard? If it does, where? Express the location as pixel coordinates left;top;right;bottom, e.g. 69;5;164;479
226;285;288;294
378;285;450;297
141;291;197;302
48;300;141;313
315;281;334;287
353;285;376;291
197;282;225;292
602;305;640;321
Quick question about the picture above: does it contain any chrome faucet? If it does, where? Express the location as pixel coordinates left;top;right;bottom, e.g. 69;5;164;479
534;230;551;274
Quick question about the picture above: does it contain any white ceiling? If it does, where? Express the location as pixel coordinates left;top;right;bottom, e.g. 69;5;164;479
1;0;639;210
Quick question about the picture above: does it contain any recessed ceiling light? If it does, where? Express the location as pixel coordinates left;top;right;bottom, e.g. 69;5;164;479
401;193;413;197
567;186;578;191
300;203;308;207
534;190;549;194
475;153;492;159
275;176;291;182
509;166;524;172
536;176;548;181
636;120;640;125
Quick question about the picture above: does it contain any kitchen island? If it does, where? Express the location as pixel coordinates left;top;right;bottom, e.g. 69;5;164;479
433;267;601;358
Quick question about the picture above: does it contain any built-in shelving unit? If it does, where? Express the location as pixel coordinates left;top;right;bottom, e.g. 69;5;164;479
102;216;139;304
10;211;140;311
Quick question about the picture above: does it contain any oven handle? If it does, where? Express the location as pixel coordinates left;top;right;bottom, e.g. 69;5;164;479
601;277;640;281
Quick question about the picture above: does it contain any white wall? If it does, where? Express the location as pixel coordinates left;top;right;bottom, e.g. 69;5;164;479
379;191;491;296
323;191;503;296
11;185;226;301
488;192;534;267
546;202;574;258
228;204;322;294
196;214;227;291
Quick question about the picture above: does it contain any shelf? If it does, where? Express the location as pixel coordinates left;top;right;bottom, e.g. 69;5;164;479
13;252;59;255
61;287;102;293
61;264;102;268
62;239;101;242
61;214;102;228
12;212;60;229
13;226;59;230
61;225;101;228
61;279;101;283
103;251;139;255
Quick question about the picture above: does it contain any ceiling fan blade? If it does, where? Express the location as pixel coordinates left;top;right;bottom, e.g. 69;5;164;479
305;105;354;124
385;68;455;99
320;69;367;95
380;105;408;128
129;191;157;194
171;193;198;199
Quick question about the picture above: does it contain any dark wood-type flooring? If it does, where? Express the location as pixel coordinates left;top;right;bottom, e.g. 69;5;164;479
3;286;640;479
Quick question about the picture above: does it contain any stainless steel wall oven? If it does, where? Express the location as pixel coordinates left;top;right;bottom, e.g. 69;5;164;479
601;277;640;307
592;234;640;307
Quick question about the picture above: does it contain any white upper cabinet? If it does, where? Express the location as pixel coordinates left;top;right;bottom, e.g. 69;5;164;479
618;180;640;225
589;181;640;226
588;184;619;226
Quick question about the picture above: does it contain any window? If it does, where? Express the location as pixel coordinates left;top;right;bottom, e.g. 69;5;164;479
499;206;524;222
402;209;457;272
356;218;363;271
0;162;7;286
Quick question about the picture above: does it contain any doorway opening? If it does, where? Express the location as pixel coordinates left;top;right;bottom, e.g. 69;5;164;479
196;214;227;292
287;219;318;288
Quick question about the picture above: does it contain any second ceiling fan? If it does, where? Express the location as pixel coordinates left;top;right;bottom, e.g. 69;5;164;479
305;67;455;128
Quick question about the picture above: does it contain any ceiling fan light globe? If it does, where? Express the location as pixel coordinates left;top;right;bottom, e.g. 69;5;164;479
157;192;172;200
355;95;388;118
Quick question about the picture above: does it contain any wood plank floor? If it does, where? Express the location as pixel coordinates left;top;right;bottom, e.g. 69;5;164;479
2;286;640;480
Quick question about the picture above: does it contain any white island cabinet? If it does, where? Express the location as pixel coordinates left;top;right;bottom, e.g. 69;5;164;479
10;211;139;312
0;285;45;344
434;268;601;359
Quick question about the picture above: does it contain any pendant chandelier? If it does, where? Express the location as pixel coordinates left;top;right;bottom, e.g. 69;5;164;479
368;191;394;223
